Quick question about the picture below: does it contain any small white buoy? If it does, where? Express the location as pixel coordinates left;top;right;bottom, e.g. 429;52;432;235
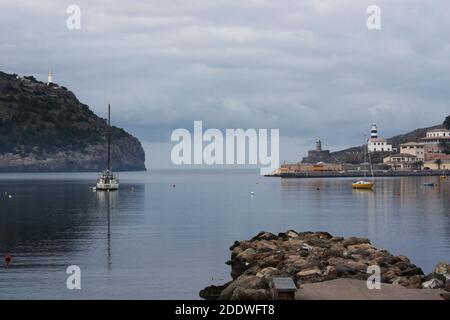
8;195;12;199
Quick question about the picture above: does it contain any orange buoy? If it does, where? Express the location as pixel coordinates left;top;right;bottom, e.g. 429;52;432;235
5;254;12;266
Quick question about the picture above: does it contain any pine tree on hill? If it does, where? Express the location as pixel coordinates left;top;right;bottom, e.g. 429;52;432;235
444;115;450;130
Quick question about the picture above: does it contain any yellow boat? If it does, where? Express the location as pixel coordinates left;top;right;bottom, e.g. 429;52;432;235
353;140;375;190
440;176;446;179
352;180;375;190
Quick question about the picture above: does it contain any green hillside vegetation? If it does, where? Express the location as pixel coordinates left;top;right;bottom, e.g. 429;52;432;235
0;73;128;155
444;115;450;130
0;71;145;172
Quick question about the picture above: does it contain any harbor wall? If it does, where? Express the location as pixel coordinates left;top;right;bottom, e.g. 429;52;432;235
267;170;450;178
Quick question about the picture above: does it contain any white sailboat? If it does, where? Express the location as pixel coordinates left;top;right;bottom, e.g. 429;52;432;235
96;104;119;191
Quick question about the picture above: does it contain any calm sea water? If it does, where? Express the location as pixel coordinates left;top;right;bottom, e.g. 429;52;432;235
0;170;449;299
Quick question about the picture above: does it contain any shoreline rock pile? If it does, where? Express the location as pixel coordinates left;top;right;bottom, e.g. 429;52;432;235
200;231;450;300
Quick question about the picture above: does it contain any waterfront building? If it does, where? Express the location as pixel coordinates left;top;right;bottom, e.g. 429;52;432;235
421;128;450;153
423;151;450;170
367;123;392;152
383;153;419;170
425;128;450;138
399;142;425;161
424;159;450;170
277;162;343;174
423;153;450;171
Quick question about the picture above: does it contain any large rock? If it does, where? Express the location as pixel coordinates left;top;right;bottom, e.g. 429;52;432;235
423;272;447;283
283;258;308;275
296;267;322;279
342;237;371;247
256;267;290;280
219;275;267;300
400;266;424;277
327;257;367;274
236;248;257;261
199;282;231;300
422;279;445;289
382;267;402;283
392;275;423;289
259;253;284;269
251;231;277;241
230;288;271;300
433;261;450;280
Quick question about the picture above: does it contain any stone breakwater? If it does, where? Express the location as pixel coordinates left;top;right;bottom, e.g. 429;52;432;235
267;170;450;178
200;231;450;300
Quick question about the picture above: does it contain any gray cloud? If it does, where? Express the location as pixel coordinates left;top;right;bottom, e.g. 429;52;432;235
1;0;449;168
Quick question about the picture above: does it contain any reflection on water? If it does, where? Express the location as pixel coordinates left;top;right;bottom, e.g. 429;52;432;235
0;171;449;299
95;191;114;269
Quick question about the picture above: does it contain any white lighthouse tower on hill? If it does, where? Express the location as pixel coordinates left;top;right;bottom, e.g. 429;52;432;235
47;70;54;85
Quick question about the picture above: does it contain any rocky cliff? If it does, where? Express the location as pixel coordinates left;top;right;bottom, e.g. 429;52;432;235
0;71;146;172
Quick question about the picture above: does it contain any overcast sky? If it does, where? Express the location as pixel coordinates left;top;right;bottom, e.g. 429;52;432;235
1;0;449;168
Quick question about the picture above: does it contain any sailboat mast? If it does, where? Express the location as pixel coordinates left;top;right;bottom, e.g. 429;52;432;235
107;104;111;171
364;142;367;178
367;143;374;178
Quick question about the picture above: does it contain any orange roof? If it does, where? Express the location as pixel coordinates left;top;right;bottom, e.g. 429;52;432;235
390;153;417;158
400;142;425;146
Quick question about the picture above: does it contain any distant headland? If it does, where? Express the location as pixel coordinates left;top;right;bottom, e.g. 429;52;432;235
0;71;146;172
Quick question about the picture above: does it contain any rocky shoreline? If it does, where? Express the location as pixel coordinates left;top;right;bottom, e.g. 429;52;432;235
200;231;450;300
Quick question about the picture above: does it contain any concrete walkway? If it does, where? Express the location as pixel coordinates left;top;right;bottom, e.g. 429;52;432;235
296;278;446;300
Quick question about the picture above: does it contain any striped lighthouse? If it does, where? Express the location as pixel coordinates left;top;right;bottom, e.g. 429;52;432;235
370;123;378;139
367;123;392;152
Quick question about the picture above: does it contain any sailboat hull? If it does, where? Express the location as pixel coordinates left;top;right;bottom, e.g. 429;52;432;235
96;182;119;190
352;181;375;189
96;171;119;190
